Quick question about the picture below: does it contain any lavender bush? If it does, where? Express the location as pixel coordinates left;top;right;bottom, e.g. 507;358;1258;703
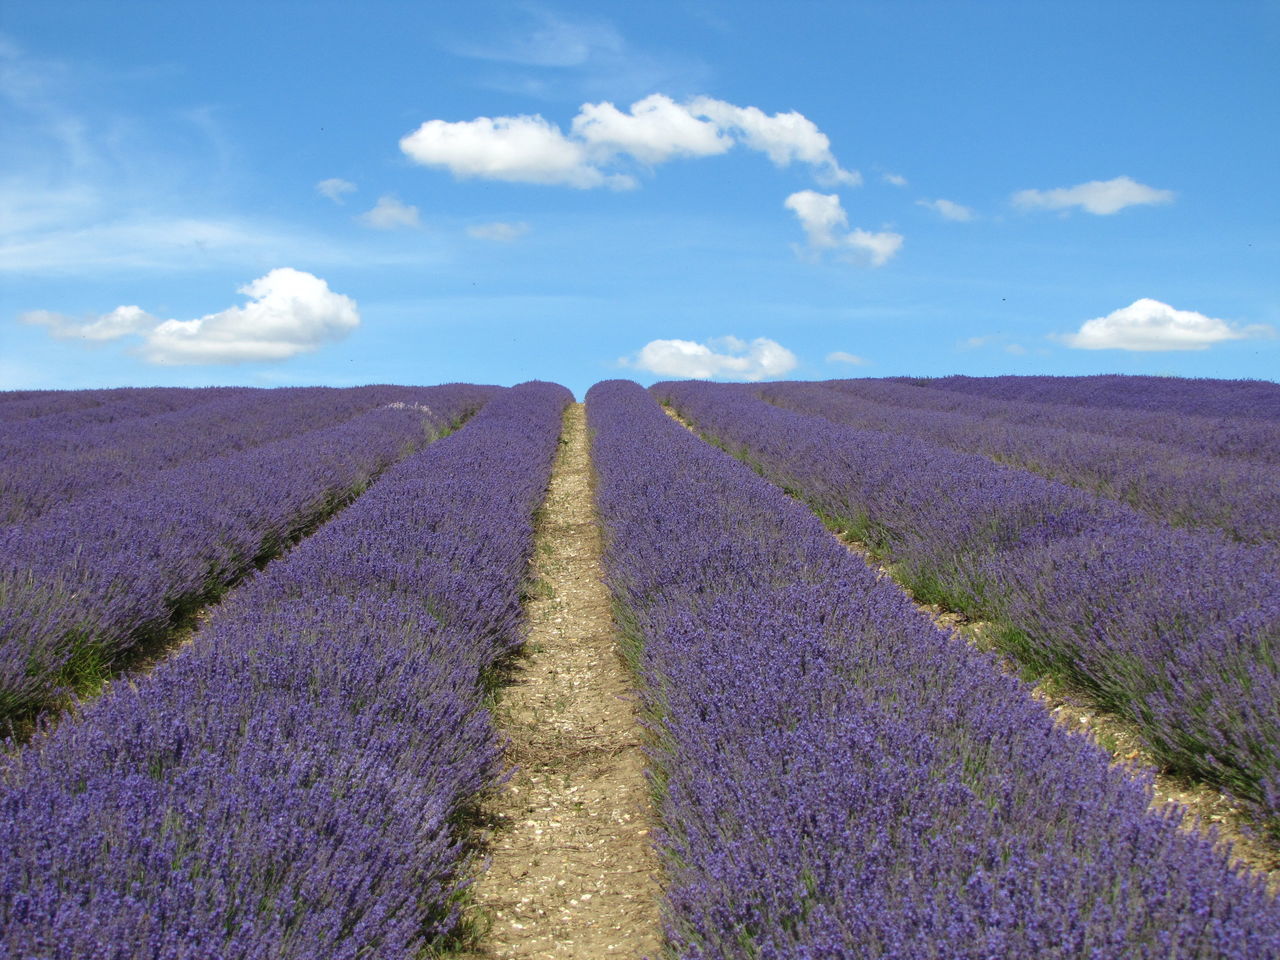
825;377;1280;466
0;384;495;726
912;374;1280;422
656;380;1280;827
758;380;1280;545
0;381;570;958
590;380;1280;958
0;385;485;525
0;386;224;428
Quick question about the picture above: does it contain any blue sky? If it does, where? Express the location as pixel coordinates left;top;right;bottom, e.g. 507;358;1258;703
2;0;1277;397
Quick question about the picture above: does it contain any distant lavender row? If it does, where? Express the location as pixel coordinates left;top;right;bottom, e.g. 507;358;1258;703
0;384;494;725
0;386;225;427
910;373;1280;422
590;380;1279;958
0;389;52;406
657;380;1280;825
760;381;1280;545
1;381;570;958
828;377;1280;466
0;385;478;525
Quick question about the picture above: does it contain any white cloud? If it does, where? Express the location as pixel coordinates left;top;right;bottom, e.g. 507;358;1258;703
21;304;154;341
356;195;420;229
846;228;903;267
21;268;360;364
686;96;860;185
917;197;974;221
316;177;356;203
881;172;908;187
1012;176;1174;215
1005;343;1028;355
785;190;903;267
1055;298;1274;351
571;93;730;164
400;113;628;189
466;221;531;242
400;95;857;189
826;351;869;365
784;190;847;247
624;335;798;381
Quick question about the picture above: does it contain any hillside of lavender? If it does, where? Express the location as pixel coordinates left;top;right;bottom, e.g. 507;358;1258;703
3;375;1278;958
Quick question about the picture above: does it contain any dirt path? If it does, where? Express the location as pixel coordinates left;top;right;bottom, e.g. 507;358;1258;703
663;405;1279;892
463;403;662;959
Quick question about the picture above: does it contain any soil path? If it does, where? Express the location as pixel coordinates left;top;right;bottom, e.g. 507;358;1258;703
663;405;1279;892
464;403;662;958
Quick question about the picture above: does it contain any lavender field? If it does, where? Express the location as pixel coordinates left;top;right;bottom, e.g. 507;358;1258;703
2;376;1278;958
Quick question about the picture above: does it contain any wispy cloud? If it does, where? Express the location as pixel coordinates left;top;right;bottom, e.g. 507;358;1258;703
356;195;420;229
21;268;360;364
916;197;974;221
316;177;357;203
622;335;797;381
442;9;709;102
1053;298;1273;351
0;40;400;276
784;190;902;267
456;14;622;67
826;351;869;365
1013;176;1174;215
0;211;384;274
467;221;531;242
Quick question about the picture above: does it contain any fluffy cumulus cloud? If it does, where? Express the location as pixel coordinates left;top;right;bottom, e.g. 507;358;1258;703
686;96;860;185
784;190;847;247
400;113;630;188
466;221;531;242
1055;298;1274;351
917;197;974;221
624;335;798;381
356;195;420;229
785;190;902;267
21;268;360;364
316;178;357;203
571;94;729;164
1013;176;1174;215
400;94;858;189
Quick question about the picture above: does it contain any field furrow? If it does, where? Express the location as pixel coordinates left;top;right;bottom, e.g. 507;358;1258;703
463;402;661;959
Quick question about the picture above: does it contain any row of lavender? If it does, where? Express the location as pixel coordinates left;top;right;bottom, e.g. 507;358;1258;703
757;380;1280;545
0;386;472;525
1;381;570;958
657;380;1280;828
831;377;1280;466
590;380;1279;958
910;373;1280;422
0;384;495;726
0;387;226;427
